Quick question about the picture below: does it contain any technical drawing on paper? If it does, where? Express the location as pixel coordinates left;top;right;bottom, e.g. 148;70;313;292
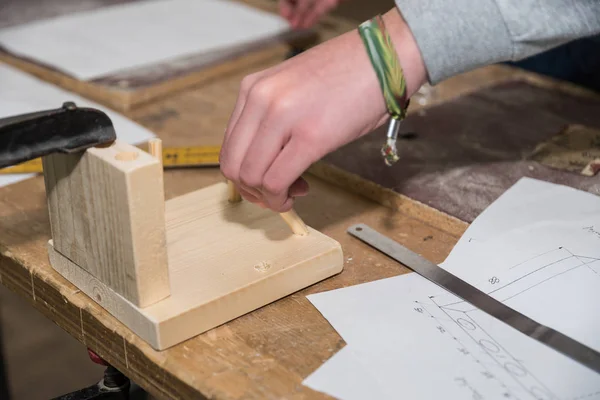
413;247;600;400
302;181;600;400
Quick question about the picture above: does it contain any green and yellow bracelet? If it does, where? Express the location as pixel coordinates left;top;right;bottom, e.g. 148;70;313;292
358;15;409;166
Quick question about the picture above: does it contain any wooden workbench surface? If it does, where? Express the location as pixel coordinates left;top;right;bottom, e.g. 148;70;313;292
0;11;572;398
0;168;467;399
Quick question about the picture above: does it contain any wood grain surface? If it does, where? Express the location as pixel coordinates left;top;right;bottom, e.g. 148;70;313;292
0;19;468;395
0;167;466;399
48;180;344;350
319;74;600;223
2;6;592;396
0;2;497;398
43;141;170;307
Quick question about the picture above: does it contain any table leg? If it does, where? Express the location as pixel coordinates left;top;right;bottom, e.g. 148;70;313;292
0;322;11;399
51;365;131;400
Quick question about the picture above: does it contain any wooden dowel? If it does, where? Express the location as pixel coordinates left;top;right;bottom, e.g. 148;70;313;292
279;209;309;236
228;180;242;203
227;181;308;236
148;138;163;166
148;139;165;211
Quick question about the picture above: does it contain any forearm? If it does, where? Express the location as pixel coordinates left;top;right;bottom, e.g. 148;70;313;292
393;0;600;84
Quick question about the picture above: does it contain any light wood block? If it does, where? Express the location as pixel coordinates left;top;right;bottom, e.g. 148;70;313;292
47;181;343;350
42;141;170;308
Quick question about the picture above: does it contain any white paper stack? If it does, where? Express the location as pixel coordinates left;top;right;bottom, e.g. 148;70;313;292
0;0;289;80
303;178;600;399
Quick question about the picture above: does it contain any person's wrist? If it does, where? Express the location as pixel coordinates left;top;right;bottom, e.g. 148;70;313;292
354;8;427;165
322;27;390;131
380;7;427;98
345;28;391;129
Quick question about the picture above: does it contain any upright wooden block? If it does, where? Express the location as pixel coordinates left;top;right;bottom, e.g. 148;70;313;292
42;141;170;307
44;140;344;350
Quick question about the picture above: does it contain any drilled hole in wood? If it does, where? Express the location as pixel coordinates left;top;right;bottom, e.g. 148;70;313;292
115;151;139;161
254;261;271;272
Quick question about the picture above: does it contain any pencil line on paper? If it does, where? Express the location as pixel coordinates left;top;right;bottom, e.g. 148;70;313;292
498;263;586;303
508;247;565;270
488;255;574;295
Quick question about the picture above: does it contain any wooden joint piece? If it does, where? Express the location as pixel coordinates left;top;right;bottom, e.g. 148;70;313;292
42;144;343;350
46;182;343;350
42;140;170;307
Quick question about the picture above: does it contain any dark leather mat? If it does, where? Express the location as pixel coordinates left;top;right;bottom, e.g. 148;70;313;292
322;80;600;222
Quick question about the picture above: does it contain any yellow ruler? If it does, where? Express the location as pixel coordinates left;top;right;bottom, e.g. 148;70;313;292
0;145;221;174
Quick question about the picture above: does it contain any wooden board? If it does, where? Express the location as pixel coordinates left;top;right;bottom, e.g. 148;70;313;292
318;77;600;223
0;0;323;111
42;141;170;307
0;40;296;112
0;27;560;396
529;124;600;176
0;170;466;399
0;0;142;29
47;181;343;350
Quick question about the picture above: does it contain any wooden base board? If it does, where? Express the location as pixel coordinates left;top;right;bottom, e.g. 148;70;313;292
47;182;343;350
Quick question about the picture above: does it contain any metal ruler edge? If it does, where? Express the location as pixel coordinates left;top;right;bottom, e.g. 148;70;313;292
347;223;600;375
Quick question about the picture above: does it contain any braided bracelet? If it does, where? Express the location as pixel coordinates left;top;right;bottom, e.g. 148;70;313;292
358;15;409;166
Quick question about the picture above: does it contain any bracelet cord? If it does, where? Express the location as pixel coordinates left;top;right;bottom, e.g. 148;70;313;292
358;15;409;166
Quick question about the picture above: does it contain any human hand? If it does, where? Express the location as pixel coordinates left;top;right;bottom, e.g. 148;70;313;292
279;0;342;29
220;9;426;212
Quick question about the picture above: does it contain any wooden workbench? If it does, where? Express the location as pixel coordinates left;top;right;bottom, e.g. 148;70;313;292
2;8;597;398
0;69;510;400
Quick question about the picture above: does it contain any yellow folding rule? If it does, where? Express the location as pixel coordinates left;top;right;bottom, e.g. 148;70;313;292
0;145;221;174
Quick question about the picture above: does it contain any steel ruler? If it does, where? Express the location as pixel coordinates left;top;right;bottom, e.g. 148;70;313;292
347;223;600;375
0;145;221;174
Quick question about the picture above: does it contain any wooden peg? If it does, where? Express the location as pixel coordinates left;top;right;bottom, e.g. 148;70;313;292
227;181;308;236
228;180;242;203
279;209;309;236
148;138;163;166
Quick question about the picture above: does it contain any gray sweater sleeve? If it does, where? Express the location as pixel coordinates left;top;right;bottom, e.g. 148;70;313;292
393;0;600;84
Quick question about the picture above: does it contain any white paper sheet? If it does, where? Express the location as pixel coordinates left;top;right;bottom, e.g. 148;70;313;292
302;346;389;400
441;177;600;267
441;221;600;352
0;64;155;188
0;0;289;80
306;272;600;399
303;178;600;399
